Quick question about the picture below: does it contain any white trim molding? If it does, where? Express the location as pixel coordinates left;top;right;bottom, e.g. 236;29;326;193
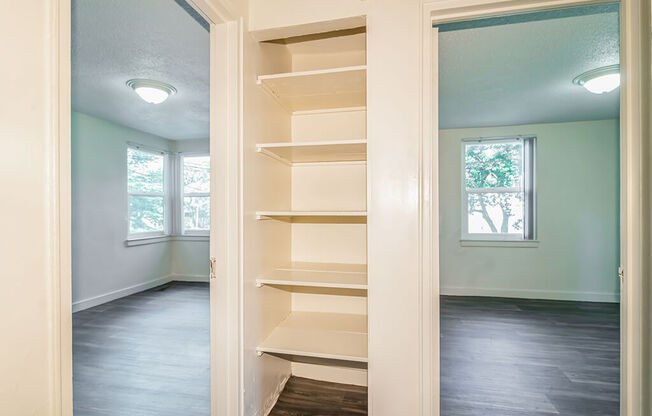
459;239;539;248
125;234;209;246
71;275;174;312
440;286;620;303
259;375;290;416
170;274;210;282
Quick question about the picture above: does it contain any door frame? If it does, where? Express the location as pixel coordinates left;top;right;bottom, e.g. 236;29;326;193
419;0;649;415
52;0;243;415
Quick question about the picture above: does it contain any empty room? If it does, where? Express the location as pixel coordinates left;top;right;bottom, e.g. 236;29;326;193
70;0;211;414
436;4;621;415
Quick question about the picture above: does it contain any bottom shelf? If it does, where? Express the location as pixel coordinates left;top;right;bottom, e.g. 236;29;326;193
257;312;368;363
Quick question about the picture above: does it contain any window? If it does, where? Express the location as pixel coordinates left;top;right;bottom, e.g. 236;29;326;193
181;155;210;234
462;136;535;241
127;146;167;236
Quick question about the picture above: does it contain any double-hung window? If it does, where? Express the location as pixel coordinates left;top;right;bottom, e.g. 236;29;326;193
181;154;210;235
127;146;168;237
462;136;536;241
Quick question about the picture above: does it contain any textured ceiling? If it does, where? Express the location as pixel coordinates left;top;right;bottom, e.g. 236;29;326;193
438;9;619;129
72;0;209;140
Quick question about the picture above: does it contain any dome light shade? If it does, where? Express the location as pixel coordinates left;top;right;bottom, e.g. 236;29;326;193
126;79;177;104
573;65;620;94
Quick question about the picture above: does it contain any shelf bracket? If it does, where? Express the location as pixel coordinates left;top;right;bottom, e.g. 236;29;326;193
256;281;264;288
256;79;293;114
256;147;292;166
256;350;264;357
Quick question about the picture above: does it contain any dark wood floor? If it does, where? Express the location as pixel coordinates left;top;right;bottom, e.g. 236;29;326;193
269;377;368;416
440;296;620;416
73;284;619;416
72;282;210;416
270;296;619;416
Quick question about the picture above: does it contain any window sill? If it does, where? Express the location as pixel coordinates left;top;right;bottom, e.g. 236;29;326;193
125;234;209;246
170;235;209;242
125;235;170;246
460;239;539;248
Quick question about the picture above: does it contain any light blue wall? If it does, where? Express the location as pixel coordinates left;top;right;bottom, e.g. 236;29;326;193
439;119;620;302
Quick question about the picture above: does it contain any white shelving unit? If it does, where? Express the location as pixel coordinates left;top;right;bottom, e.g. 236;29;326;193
257;65;366;112
256;312;368;362
252;28;368;394
257;139;367;164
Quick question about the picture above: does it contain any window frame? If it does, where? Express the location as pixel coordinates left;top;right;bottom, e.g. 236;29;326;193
179;152;210;236
126;144;170;239
461;136;536;242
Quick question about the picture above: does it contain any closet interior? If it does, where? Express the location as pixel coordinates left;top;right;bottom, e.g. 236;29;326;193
245;26;368;414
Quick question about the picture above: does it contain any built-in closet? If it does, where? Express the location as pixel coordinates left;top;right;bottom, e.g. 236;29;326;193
244;26;368;414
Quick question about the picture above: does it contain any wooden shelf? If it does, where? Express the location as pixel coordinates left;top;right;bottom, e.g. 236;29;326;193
257;268;367;290
255;211;367;223
257;139;367;164
257;312;368;362
257;65;366;112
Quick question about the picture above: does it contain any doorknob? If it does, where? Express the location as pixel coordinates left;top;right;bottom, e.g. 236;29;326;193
209;256;217;279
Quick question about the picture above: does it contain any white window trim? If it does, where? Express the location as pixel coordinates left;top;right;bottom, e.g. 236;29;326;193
461;136;536;242
126;144;170;240
179;152;210;236
125;234;209;247
125;147;210;244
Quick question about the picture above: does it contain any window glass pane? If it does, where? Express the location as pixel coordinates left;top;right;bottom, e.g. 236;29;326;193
129;195;164;233
465;142;523;189
468;192;524;235
183;156;210;193
184;196;210;231
128;148;164;193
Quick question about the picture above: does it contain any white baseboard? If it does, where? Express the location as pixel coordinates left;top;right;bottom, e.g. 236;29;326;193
260;374;290;416
440;286;619;303
169;273;209;282
72;275;173;312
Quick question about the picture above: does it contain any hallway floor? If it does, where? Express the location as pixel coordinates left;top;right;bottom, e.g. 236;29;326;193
73;282;209;416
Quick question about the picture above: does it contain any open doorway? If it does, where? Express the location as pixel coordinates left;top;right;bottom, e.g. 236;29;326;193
71;1;211;414
436;4;621;414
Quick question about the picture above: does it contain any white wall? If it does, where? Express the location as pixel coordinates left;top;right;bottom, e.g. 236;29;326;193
71;112;209;311
439;119;620;302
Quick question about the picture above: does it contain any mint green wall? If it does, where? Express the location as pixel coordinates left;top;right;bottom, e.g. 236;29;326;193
439;119;620;302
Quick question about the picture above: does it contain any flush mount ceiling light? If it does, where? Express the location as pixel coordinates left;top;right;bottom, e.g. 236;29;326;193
572;64;620;94
126;79;177;104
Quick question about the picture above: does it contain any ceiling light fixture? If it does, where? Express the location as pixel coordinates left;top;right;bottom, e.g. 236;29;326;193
126;79;177;104
572;65;620;94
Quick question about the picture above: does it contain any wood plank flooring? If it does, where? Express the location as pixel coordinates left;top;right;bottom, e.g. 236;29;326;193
73;282;210;416
440;296;620;416
269;377;368;416
73;284;618;416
